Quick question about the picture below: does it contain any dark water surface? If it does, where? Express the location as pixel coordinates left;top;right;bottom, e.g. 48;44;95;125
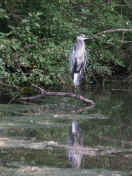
0;87;132;175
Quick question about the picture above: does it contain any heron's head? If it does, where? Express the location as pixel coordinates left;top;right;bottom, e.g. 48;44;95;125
77;34;90;41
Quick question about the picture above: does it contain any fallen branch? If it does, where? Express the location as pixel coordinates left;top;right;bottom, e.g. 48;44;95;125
18;91;95;106
31;83;47;94
16;84;95;106
0;81;18;89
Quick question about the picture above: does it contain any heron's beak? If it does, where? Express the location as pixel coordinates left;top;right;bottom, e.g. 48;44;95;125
86;35;98;40
85;36;92;40
84;34;97;40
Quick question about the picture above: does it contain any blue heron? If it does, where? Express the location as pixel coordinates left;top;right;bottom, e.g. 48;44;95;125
69;34;90;87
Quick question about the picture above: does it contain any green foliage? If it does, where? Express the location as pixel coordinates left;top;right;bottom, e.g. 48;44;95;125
0;10;69;88
0;0;132;92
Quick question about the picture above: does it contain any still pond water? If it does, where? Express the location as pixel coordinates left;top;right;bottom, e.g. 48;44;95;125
0;85;132;176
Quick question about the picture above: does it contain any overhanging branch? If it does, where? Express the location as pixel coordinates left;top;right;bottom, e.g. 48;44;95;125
97;28;132;35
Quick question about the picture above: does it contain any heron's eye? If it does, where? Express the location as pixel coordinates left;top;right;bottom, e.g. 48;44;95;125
81;34;85;37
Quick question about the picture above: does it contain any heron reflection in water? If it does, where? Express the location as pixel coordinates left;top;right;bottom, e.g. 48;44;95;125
69;34;91;87
66;120;83;168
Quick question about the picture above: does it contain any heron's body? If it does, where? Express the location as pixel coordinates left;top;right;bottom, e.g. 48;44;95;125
69;34;88;86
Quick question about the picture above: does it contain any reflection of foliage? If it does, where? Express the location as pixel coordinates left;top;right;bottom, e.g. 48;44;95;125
123;0;132;9
0;0;132;91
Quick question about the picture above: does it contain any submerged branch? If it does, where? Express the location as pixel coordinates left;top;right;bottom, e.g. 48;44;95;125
0;137;131;157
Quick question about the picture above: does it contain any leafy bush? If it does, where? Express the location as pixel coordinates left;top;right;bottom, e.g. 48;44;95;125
0;0;132;92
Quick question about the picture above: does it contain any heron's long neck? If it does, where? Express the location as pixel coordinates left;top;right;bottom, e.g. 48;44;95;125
76;39;85;49
76;39;85;58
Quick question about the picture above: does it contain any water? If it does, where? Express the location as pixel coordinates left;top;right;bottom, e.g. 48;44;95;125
0;86;132;175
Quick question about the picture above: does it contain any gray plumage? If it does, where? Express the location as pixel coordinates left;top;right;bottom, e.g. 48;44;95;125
69;34;89;86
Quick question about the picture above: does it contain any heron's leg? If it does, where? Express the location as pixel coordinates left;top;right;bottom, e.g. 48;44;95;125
73;86;81;96
73;86;78;93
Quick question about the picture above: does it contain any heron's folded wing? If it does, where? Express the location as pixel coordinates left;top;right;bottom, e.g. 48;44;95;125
69;44;76;73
